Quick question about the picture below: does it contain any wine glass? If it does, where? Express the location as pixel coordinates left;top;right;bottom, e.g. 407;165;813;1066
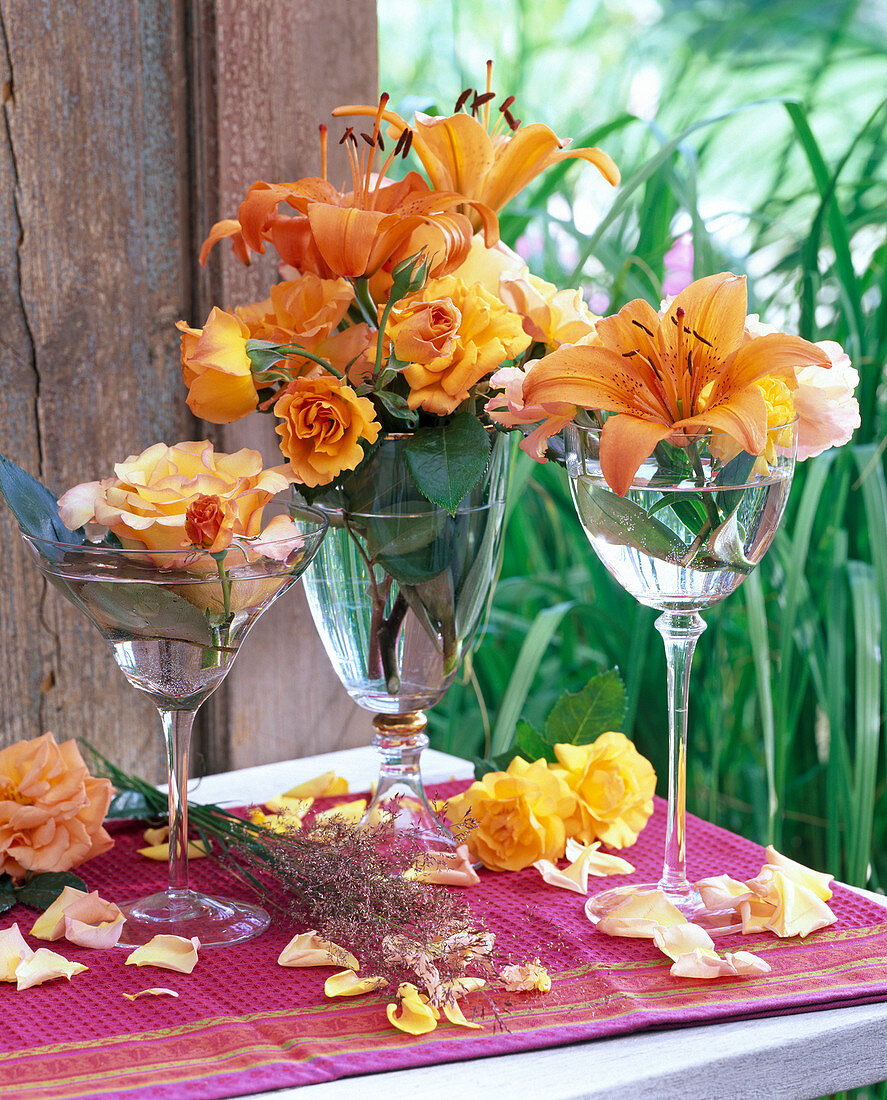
301;433;508;858
21;501;327;947
564;420;796;929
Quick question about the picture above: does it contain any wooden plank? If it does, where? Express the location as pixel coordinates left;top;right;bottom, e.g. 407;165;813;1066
189;0;378;771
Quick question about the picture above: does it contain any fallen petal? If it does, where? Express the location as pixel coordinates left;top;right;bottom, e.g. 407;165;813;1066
312;799;367;826
123;988;180;1000
763;846;833;901
724;950;771;976
262;796;314;818
406;845;480;886
499;959;551;992
282;771;348;798
443;998;483;1029
597;890;687;938
125;936;200;974
653;923;716;962
0;924;34;981
739;896;777;934
142;826;170;846
670;948;738;979
697;874;752;911
16;947;88;990
278;931;359;970
386;982;439;1034
324;969;388;997
138;840;209;860
533;858;587;894
61;893;126;949
30;886;89;941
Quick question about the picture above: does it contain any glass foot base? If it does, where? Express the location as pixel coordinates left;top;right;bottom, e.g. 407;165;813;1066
363;797;462;860
117;890;271;948
584;883;741;936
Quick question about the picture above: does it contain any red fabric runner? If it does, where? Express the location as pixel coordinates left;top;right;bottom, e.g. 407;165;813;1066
2;788;887;1100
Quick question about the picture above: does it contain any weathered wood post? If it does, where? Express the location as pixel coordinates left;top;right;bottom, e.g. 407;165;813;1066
0;0;375;779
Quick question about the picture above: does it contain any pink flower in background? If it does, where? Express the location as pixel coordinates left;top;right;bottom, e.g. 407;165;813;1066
485;365;576;461
793;341;860;459
662;233;694;296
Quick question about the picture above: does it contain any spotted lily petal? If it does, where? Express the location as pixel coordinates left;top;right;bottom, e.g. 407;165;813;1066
125;936;200;974
278;931;359;971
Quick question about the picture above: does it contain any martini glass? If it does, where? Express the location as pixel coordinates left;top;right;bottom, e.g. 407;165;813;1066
564;421;796;930
21;501;327;947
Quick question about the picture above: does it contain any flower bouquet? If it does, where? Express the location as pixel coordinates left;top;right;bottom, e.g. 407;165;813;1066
178;67;622;849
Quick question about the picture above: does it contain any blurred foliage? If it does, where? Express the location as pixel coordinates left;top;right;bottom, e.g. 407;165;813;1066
379;0;887;888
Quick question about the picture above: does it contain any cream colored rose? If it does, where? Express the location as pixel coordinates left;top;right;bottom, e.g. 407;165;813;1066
57;441;291;558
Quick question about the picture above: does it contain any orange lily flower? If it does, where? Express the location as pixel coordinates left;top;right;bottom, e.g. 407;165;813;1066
521;273;832;496
200;101;499;280
334;70;619;229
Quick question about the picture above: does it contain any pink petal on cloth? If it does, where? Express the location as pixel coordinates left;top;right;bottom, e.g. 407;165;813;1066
0;924;35;981
62;892;126;948
697;874;752;911
30;886;89;941
670;948;743;979
125;936;200;974
15;947;88;990
739;896;777;934
406;845;481;886
724;951;771;976
278;932;359;970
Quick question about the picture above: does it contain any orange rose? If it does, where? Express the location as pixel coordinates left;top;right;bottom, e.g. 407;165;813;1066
552;733;656;848
184;494;233;552
0;733;113;880
400;276;531;415
387;297;461;365
57;441;292;560
176;307;259;424
273;376;381;487
447;757;576;872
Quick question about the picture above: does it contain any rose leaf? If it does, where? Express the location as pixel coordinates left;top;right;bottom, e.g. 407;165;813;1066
15;872;89;911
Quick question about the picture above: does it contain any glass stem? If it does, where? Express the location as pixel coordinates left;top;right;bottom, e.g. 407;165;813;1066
654;610;706;898
159;707;197;900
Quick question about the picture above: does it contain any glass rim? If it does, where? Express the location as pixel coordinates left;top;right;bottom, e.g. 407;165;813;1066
567;416;799;441
19;499;328;557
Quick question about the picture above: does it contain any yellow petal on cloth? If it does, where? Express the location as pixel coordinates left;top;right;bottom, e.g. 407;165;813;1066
386;982;440;1034
697;874;752;911
405;845;481;886
142;826;169;846
261;796;315;818
749;869;837;938
324;969;388;997
442;998;483;1029
61;893;126;949
498;959;551;992
122;988;180;1001
739;895;777;935
138;840;210;861
15;947;88;990
535;842;635;894
312;799;367;826
247;809;302;834
0;924;34;981
281;771;349;798
30;886;89;941
438;975;487;999
653;922;716;962
597;890;688;939
763;846;834;901
278;931;359;971
125;935;200;974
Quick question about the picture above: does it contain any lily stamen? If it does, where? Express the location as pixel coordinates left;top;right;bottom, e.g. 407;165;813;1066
454;87;473;113
318;124;328;181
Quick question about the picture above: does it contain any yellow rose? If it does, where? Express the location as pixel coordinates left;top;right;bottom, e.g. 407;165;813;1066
0;733;113;880
273;375;381;487
448;757;576;872
57;441;291;558
552;733;656;848
401;276;531;415
176;307;259;424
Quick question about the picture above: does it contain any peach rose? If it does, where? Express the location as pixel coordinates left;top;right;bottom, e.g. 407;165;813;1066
387;297;462;365
552;733;656;848
447;757;576;872
273;375;381;487
0;733;113;880
401;276;531;415
176;307;259;424
57;441;291;559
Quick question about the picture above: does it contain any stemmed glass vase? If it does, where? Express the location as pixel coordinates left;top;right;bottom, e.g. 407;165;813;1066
301;433;509;856
564;421;796;928
21;502;327;947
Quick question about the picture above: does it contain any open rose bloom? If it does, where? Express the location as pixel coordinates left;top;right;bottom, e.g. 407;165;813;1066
0;734;113;879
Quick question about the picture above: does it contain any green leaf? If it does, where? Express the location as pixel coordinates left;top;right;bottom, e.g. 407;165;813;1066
0;454;85;543
373;390;420;428
0;875;16;914
15;871;88;910
472;752;514;779
107;788;159;819
574;483;689;562
514;720;557;763
545;670;626;746
404;413;491;513
77;581;216;646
